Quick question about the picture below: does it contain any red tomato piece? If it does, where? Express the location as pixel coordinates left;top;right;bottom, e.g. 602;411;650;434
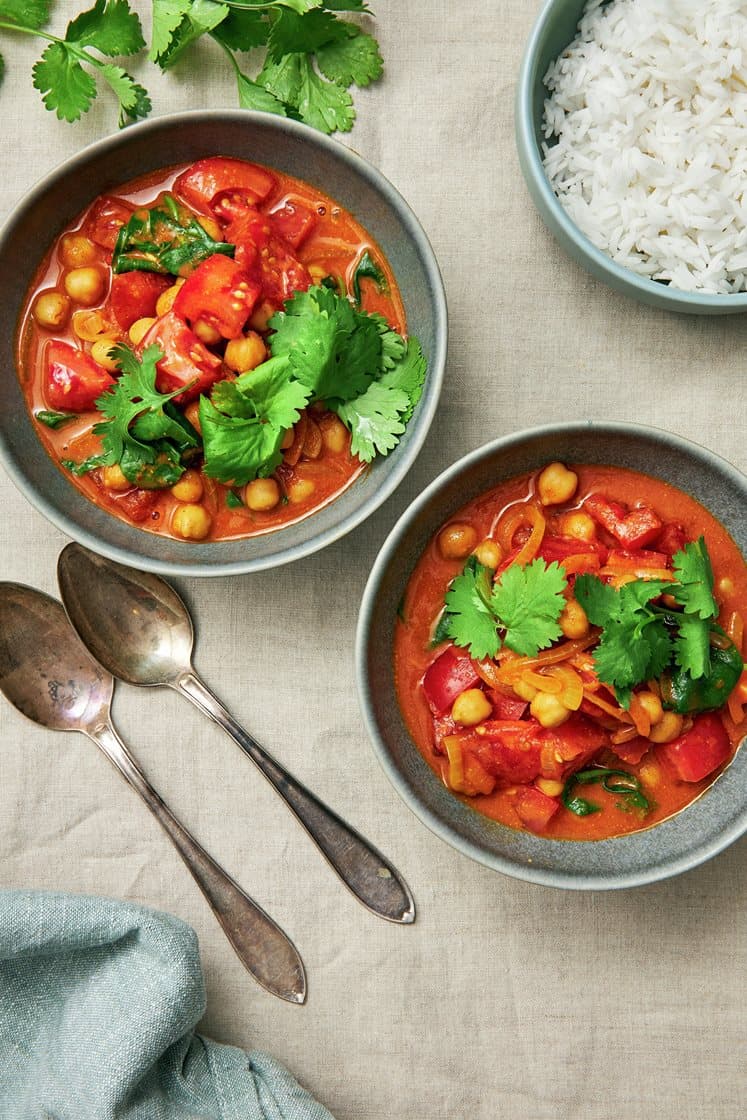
488;691;529;720
141;311;223;403
173;158;276;215
515;787;560;833
656;522;688;556
475;734;542;786
658;713;732;782
605;548;670;571
538;714;609;780
584;494;663;549
269;201;317;249
173;254;261;340
109;487;159;522
109;272;171;331
422;648;480;714
224;209;311;307
86;196;134;251
45;341;114;412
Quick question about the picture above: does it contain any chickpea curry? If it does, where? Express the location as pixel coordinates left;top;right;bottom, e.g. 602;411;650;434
394;463;747;840
17;157;425;542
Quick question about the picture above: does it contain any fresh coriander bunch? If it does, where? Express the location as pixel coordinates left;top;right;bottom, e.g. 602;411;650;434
0;0;150;125
151;0;383;135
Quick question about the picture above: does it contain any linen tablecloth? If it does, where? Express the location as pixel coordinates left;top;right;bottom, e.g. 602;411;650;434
1;3;745;1118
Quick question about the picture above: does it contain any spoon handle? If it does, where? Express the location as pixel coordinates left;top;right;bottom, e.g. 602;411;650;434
89;720;306;1004
177;672;415;925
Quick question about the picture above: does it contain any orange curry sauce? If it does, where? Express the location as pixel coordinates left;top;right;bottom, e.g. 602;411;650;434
394;465;747;840
16;160;406;541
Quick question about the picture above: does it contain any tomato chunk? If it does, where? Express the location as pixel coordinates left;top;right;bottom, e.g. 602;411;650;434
656;523;688;557
658;713;732;782
515;787;560;832
422;648;480;714
224;209;311;306
110;272;171;331
269;201;317;249
173;254;261;340
584;494;663;549
173;158;276;215
538;714;609;780
141;311;223;403
86;196;133;251
45;341;114;411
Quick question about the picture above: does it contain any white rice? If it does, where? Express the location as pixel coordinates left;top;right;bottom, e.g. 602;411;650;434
542;0;747;293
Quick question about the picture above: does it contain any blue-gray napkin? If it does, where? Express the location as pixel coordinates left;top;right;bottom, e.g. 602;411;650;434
0;889;336;1120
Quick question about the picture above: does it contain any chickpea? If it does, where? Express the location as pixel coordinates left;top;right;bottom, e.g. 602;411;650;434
451;688;492;727
90;337;121;371
320;415;348;454
513;679;538;702
286;477;316;504
530;691;570;729
718;576;735;598
560;511;596;542
193;319;222;346
155;280;184;318
172;503;212;541
647;711;683;744
248;299;276;333
64;266;106;307
636;690;664;726
183;400;202;435
438;523;478;560
59;233;98;269
537;462;578;507
536;778;564;798
32;289;71;330
102;463;131;492
224;332;267;373
474;539;503;569
197;215;223;242
245;477;281;512
559;598;590;640
639;761;661;788
129;317;156;346
170;469;204;503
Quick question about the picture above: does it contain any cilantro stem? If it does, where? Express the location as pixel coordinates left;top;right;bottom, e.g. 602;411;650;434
0;21;65;42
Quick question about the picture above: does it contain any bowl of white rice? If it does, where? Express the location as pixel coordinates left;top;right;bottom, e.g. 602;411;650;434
516;0;747;313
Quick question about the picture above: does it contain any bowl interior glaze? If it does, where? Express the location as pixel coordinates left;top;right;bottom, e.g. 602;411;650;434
0;111;446;575
357;422;747;889
515;0;747;315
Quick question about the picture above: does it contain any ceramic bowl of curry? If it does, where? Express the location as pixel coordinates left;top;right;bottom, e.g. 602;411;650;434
356;421;747;889
0;110;446;575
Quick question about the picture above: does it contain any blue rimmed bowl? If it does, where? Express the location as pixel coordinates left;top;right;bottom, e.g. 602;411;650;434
0;110;447;576
515;0;747;315
356;421;747;889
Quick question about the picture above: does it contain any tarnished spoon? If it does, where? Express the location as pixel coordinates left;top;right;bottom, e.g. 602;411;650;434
0;582;306;1004
57;543;415;925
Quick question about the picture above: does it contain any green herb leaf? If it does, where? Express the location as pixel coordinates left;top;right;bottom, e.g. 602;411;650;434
673;613;712;679
562;767;650;817
149;0;191;60
294;54;354;133
32;41;97;121
211;7;268;52
445;559;500;661
671;536;717;619
0;0;51;29
99;63;151;125
214;355;312;429
199;397;285;485
235;69;289;114
267;9;347;62
317;25;382;87
491;558;567;656
351;249;387;306
112;198;234;275
35;409;77;430
66;0;145;56
226;489;244;509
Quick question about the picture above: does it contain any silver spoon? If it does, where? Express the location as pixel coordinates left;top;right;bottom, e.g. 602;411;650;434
57;543;415;925
0;582;306;1004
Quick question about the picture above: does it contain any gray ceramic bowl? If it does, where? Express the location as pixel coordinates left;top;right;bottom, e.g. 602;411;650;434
0;111;446;576
357;422;747;889
515;0;747;315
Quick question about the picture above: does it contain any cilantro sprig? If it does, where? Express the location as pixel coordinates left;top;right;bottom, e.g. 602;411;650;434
201;284;426;484
0;0;150;126
574;537;740;708
62;344;200;488
150;0;383;135
440;555;569;661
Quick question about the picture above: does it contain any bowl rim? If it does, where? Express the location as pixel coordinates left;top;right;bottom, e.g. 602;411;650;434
0;109;448;577
356;420;747;890
514;0;747;312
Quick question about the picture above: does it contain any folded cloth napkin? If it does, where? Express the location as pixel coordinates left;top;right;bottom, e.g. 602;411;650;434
0;889;336;1120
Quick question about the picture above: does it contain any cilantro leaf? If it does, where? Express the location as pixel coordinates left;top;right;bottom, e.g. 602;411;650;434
99;63;151;125
671;537;717;619
574;574;618;626
491;559;567;656
257;52;303;105
199;397;285;485
673;614;711;679
294;55;354;133
352;250;388;306
267;9;347;62
377;337;427;422
33;42;97;121
317;26;382;87
211;8;268;52
213;356;311;430
235;70;289;115
0;0;50;29
445;560;500;661
335;382;408;462
66;0;144;56
149;0;191;60
155;0;228;69
35;409;77;430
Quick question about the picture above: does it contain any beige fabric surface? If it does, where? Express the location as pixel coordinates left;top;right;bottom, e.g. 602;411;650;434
1;3;746;1118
